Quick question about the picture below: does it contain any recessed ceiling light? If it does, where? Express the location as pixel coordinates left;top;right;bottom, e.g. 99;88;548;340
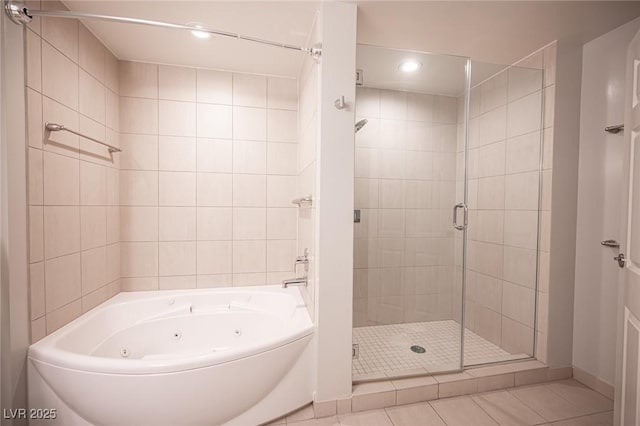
399;60;422;73
188;23;210;39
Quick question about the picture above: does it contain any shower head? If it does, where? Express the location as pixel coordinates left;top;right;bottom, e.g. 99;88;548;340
355;119;368;133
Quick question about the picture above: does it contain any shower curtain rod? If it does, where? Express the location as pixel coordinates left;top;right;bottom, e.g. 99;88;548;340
5;0;321;58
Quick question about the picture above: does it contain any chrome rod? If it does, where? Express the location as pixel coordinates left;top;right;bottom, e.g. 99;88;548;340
45;123;121;153
7;2;320;57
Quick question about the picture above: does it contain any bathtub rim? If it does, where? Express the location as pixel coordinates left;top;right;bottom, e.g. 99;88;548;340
29;285;314;375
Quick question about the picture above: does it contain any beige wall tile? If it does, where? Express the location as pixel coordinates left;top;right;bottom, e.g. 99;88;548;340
233;140;266;174
197;138;232;173
45;252;81;312
27;88;43;149
79;69;106;124
80;206;106;250
26;29;42;92
233;240;266;273
42;41;78;110
120;242;158;278
81;246;107;295
159;100;196;137
267;109;297;143
159;65;196;102
197;207;232;240
79;161;105;205
267;77;297;110
46;299;82;334
159;172;196;206
233;106;267;141
197;69;232;104
266;240;296;272
197;104;232;139
43;206;80;258
197;241;232;275
30;206;45;263
120;170;158;206
120;134;158;171
119;97;158;134
507;91;542;138
159;241;196;276
120;206;158;242
197;173;232;206
30;262;46;320
41;14;78;62
119;61;158;98
82;285;108;312
78;24;105;82
159;136;196;172
233;208;266;240
159;207;196;241
233;73;266;108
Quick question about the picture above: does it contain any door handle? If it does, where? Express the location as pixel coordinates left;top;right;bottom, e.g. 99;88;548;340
601;239;620;248
614;253;626;268
452;203;468;231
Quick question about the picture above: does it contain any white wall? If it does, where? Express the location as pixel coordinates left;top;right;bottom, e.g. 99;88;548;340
314;1;357;402
573;16;640;387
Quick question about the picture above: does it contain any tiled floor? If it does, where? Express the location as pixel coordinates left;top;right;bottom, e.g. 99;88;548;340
353;320;527;380
275;379;614;426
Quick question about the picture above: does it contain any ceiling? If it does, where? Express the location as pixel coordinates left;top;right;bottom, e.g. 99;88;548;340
357;1;640;67
62;1;320;77
62;1;640;78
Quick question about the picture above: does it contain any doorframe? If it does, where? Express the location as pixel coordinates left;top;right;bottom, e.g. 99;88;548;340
0;0;30;419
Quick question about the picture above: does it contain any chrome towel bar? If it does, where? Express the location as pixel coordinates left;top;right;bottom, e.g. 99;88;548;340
45;122;122;153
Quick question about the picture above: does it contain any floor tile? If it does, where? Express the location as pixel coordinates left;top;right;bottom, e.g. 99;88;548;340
472;390;546;425
286;404;315;423
546;380;613;414
353;321;525;380
430;396;499;425
385;402;446;426
509;384;591;422
338;410;393;426
287;416;341;426
549;411;613;426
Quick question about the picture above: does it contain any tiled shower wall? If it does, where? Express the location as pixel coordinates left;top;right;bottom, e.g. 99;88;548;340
455;44;556;359
26;1;121;342
117;62;298;291
25;1;303;341
353;88;458;327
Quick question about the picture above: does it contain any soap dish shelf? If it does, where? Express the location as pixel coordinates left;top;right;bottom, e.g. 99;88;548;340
292;195;313;207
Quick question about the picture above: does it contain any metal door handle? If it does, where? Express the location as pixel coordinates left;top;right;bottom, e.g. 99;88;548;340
601;239;620;248
452;203;468;231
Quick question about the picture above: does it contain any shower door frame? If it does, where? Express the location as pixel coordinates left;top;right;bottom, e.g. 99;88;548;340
351;44;473;381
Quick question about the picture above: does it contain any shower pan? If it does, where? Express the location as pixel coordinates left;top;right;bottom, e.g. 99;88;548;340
352;44;544;381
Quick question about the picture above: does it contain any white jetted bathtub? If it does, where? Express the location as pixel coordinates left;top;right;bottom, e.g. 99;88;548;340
28;286;315;426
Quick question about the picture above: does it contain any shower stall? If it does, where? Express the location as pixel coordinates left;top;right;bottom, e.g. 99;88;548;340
352;44;544;381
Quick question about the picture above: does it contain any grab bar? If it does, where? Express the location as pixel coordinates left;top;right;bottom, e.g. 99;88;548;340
45;122;122;153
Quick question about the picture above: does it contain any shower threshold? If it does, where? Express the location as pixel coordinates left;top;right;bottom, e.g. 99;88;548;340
352;320;528;381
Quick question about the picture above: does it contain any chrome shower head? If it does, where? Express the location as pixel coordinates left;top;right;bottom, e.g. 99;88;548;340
355;119;368;133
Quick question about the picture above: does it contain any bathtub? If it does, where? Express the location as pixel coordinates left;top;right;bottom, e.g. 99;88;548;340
28;286;315;426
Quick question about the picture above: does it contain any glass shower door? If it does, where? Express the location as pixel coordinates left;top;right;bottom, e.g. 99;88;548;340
352;45;470;380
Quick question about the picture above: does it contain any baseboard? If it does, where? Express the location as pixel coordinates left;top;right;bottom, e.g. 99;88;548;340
572;366;615;399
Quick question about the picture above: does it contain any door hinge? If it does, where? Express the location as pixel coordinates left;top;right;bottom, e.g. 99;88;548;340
352;343;359;359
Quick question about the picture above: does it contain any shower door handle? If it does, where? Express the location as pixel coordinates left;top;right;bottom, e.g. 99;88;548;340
452;203;468;231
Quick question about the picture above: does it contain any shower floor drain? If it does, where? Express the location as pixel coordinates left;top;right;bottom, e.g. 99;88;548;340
410;345;426;354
